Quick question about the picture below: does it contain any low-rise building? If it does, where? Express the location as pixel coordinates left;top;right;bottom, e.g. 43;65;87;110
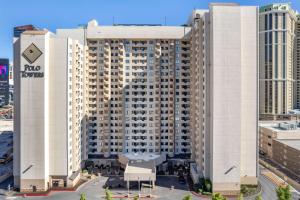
259;121;300;158
273;139;300;176
259;121;300;177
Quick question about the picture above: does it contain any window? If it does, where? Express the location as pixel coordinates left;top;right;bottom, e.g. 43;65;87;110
275;45;278;78
282;13;286;29
275;13;278;29
264;14;268;30
269;14;272;30
283;44;286;78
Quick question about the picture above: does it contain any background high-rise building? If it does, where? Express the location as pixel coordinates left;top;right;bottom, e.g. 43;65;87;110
0;58;9;106
13;25;38;38
14;3;258;194
259;3;300;120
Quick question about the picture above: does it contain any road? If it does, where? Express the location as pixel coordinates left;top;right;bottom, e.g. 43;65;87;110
259;167;300;200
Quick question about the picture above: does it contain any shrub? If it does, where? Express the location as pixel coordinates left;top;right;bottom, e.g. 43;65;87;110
212;193;227;200
276;185;291;200
80;193;87;200
105;187;113;200
204;179;212;192
255;194;262;200
133;195;139;200
237;193;244;200
182;194;192;200
202;191;212;196
240;185;248;194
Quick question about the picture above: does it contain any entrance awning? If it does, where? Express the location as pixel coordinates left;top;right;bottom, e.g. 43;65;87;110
124;160;156;182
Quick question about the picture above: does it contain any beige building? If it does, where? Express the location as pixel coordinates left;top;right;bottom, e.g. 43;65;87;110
259;3;300;120
13;31;85;192
273;139;300;176
259;121;300;158
14;3;258;194
259;121;300;177
189;4;258;194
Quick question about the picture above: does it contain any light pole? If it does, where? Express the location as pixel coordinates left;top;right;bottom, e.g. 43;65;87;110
149;178;151;197
138;177;140;197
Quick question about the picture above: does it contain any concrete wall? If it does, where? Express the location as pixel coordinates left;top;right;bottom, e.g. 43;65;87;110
19;32;50;191
209;4;258;193
13;38;21;188
49;37;68;176
273;140;300;176
240;6;259;185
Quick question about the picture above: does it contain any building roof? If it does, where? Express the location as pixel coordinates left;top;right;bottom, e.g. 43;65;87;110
22;30;48;35
275;139;300;151
259;121;300;131
259;3;298;17
86;20;191;39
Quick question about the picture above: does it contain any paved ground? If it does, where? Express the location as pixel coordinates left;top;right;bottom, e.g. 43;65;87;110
0;167;298;200
259;166;300;200
0;176;196;200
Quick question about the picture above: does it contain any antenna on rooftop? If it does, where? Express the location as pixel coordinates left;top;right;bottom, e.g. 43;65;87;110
164;16;167;26
113;16;115;25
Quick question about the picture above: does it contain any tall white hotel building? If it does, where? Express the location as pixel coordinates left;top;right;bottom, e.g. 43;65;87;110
13;3;258;194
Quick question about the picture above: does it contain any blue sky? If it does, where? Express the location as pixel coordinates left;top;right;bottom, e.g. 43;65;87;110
1;0;300;62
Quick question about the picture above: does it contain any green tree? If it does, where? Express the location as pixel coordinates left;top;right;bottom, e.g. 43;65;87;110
212;193;227;200
80;193;87;200
276;185;291;200
133;195;139;200
255;194;263;200
105;187;113;200
237;193;244;200
204;179;212;192
182;194;192;200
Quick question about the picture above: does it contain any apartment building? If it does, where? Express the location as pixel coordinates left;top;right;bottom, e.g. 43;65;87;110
295;15;300;109
259;3;300;120
189;4;258;194
14;3;258;194
83;21;192;158
13;31;85;192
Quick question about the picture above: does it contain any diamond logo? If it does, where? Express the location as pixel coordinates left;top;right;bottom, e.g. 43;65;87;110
22;43;43;64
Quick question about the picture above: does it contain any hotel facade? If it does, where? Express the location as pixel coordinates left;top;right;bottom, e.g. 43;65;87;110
259;3;300;120
14;3;258;194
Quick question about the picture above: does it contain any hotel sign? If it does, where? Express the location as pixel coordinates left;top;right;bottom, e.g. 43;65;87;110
21;43;44;78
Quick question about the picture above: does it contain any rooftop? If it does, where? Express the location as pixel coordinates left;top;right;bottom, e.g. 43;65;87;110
259;2;298;16
86;20;191;39
259;121;300;131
